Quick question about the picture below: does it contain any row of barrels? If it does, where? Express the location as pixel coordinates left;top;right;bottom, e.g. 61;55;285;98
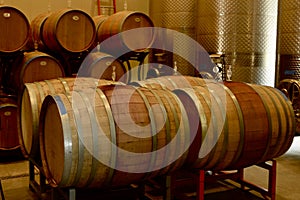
18;75;295;189
0;4;152;93
2;50;127;94
0;5;154;55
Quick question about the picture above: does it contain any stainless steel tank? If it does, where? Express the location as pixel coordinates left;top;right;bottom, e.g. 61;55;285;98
277;0;300;83
276;0;300;133
149;0;198;76
197;0;278;86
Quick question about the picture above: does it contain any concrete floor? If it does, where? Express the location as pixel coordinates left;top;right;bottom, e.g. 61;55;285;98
0;136;299;200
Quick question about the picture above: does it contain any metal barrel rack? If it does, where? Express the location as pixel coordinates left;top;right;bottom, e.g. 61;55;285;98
28;156;147;200
142;160;277;200
28;157;50;199
50;185;146;200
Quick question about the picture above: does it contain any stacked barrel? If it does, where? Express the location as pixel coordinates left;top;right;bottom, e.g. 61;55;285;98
0;5;67;154
0;4;156;158
25;8;96;76
0;5;30;153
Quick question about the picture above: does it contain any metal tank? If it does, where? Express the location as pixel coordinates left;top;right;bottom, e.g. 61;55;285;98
277;0;300;83
197;0;278;86
149;0;198;76
276;0;300;135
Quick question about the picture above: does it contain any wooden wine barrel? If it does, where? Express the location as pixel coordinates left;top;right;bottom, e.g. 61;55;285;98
0;5;30;53
175;82;238;170
175;81;295;170
39;85;189;188
97;11;155;55
26;12;51;51
0;91;19;150
91;15;108;49
131;75;206;90
146;66;176;79
80;51;127;82
7;51;65;94
42;8;96;53
19;77;123;159
249;84;295;161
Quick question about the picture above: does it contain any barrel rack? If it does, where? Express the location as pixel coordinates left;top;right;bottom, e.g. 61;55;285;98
163;159;276;200
28;157;146;200
50;184;145;200
28;155;277;200
28;157;49;199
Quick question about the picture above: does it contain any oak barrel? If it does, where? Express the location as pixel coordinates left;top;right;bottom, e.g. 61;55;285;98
131;75;206;90
146;66;176;79
7;51;65;94
80;51;127;82
175;82;240;170
175;81;295;170
39;84;189;188
0;5;30;53
42;8;96;53
26;12;51;51
97;11;155;55
0;91;19;150
91;15;108;49
20;77;122;158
